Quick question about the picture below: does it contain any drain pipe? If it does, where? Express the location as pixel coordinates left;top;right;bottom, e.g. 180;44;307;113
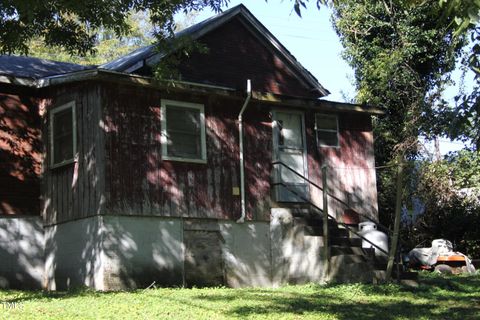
236;79;252;223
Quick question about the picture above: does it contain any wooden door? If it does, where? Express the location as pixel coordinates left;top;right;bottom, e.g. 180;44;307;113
272;110;309;202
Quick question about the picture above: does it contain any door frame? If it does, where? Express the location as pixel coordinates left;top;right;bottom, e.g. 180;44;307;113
271;109;309;202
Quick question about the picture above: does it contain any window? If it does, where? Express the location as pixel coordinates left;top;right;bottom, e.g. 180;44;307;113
50;101;77;167
161;100;207;163
315;113;339;147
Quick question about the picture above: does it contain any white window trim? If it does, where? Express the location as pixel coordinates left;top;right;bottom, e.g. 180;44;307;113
315;113;340;148
160;99;207;164
50;101;77;168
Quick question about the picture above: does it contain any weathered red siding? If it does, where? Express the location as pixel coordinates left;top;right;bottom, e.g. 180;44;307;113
0;85;42;215
102;83;273;221
101;82;377;222
177;17;317;99
305;110;378;220
42;82;105;225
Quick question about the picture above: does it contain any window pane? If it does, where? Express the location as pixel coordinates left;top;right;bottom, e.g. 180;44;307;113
54;135;74;164
277;113;303;148
53;108;74;164
316;114;337;131
165;105;203;159
54;108;73;137
317;131;338;147
166;106;200;134
167;132;201;158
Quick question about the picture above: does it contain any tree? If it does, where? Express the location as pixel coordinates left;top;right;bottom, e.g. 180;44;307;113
27;11;155;65
328;0;463;227
0;0;229;57
437;1;480;151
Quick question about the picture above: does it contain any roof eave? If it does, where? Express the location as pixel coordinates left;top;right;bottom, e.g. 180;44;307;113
0;68;381;115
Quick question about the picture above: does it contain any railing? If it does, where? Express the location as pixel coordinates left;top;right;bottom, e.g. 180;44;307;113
271;161;404;280
271;160;394;236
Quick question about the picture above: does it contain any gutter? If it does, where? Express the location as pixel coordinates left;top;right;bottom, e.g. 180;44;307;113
236;79;252;223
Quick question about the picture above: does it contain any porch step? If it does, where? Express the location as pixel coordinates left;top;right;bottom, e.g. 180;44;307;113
302;226;351;237
294;217;348;237
294;216;338;227
330;245;374;256
330;237;362;247
330;254;369;264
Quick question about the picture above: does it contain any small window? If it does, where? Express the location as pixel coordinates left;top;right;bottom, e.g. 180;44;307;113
161;100;207;163
315;114;339;147
50;101;77;167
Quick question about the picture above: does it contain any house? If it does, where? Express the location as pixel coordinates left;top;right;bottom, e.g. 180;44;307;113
0;4;383;290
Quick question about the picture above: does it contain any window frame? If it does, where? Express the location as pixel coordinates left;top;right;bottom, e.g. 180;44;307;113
49;101;77;168
314;113;340;148
160;99;207;164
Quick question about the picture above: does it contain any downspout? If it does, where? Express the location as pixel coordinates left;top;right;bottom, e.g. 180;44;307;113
236;79;252;223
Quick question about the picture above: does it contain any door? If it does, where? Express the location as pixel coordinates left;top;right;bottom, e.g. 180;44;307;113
272;110;309;202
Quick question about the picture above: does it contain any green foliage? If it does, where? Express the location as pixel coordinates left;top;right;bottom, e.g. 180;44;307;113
433;1;480;150
330;0;464;228
0;0;229;57
153;35;209;80
26;11;155;65
405;150;480;256
1;275;479;319
332;1;461;156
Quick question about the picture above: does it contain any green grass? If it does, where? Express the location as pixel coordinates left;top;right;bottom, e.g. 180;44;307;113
1;274;479;319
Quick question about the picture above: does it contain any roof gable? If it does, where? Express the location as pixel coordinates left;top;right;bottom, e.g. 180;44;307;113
101;4;329;98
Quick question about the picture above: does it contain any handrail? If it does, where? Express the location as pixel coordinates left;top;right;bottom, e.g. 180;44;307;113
271;180;389;256
272;160;406;280
271;160;394;237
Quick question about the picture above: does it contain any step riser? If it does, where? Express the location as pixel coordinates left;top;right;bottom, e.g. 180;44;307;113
331;246;374;256
330;237;362;247
294;212;418;284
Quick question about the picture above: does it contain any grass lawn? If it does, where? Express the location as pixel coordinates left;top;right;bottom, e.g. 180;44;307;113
0;273;479;319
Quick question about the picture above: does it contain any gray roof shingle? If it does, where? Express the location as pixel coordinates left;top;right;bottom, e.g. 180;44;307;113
0;55;94;79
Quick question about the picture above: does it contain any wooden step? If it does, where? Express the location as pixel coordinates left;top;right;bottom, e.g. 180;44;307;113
303;226;350;237
330;245;374;256
330;228;349;238
294;216;322;227
330;237;362;247
330;254;369;264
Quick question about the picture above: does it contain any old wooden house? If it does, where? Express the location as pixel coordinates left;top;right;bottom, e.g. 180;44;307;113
0;4;383;290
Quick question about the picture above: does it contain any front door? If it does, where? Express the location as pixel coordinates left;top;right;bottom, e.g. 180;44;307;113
272;110;309;202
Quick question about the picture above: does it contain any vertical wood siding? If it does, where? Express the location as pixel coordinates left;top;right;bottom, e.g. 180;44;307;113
0;85;42;215
305;110;378;220
156;17;319;99
43;83;105;225
40;82;377;224
102;83;273;221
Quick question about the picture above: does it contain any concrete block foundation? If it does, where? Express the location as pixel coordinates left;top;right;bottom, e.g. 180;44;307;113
4;209;326;290
0;216;44;289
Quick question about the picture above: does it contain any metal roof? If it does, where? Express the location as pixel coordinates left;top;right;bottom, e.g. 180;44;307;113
0;55;94;79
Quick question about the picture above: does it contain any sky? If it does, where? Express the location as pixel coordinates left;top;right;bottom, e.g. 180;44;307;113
187;0;468;154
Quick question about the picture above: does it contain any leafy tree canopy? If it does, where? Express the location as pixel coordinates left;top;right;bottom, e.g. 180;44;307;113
331;0;463;159
27;11;155;65
0;0;228;57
